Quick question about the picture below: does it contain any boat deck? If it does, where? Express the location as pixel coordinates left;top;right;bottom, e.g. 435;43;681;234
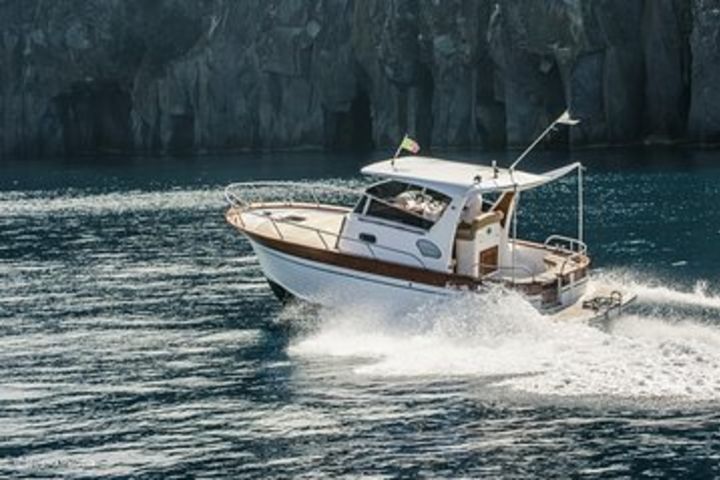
226;203;348;250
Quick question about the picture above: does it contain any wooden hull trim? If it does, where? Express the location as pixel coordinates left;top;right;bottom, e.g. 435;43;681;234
240;228;478;289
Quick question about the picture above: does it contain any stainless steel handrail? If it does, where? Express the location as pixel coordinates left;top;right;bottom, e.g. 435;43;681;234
559;251;587;278
540;234;588;281
225;182;429;270
234;206;429;269
543;234;588;256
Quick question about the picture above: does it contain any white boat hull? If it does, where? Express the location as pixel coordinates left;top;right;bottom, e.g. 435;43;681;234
248;238;592;314
249;238;453;311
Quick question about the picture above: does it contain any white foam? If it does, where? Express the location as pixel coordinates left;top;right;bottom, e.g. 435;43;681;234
289;273;720;401
0;189;222;216
0;179;364;217
594;270;720;311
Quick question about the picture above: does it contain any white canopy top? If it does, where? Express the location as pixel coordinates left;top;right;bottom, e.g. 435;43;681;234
361;156;580;197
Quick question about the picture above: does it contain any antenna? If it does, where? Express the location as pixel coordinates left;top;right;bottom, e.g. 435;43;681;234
509;110;579;172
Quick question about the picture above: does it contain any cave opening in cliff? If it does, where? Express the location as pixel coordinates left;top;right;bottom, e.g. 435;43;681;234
539;60;570;150
54;81;132;156
350;89;374;150
168;113;196;155
327;88;374;152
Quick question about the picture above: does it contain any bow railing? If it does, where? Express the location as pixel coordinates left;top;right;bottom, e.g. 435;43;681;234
224;182;430;270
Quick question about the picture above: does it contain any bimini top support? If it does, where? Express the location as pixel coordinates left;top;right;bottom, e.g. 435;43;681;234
509;110;580;173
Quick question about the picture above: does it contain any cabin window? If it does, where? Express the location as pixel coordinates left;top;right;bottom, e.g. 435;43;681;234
353;195;368;214
362;181;450;230
481;192;500;212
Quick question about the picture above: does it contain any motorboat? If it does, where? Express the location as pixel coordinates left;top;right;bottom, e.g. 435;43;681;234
225;112;635;321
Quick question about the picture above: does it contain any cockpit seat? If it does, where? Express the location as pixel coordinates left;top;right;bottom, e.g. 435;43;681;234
456;211;504;240
393;191;445;222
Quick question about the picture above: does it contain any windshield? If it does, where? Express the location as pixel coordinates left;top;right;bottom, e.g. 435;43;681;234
362;181;451;230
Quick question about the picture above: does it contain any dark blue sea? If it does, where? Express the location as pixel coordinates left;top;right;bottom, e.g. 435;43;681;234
2;149;720;479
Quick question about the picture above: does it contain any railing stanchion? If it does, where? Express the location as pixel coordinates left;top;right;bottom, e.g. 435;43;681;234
270;218;284;239
317;232;329;250
311;189;320;208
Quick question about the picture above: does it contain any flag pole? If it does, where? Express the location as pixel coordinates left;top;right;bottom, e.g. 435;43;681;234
392;134;407;168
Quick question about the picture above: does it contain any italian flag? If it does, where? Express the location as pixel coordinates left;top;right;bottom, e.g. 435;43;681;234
400;135;420;154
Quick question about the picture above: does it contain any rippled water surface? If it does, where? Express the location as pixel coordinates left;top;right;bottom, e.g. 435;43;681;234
2;150;720;478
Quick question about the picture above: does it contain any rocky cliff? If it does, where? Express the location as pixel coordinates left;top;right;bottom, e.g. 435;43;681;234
1;0;718;159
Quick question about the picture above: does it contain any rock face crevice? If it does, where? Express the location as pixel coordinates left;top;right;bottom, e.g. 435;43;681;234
0;0;718;159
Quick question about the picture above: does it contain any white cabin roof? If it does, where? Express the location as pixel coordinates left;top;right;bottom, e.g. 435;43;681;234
361;156;579;197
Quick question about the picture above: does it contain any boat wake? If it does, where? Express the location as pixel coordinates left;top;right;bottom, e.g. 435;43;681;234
289;271;720;401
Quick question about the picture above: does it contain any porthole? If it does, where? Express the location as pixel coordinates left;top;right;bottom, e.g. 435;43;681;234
416;239;442;259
